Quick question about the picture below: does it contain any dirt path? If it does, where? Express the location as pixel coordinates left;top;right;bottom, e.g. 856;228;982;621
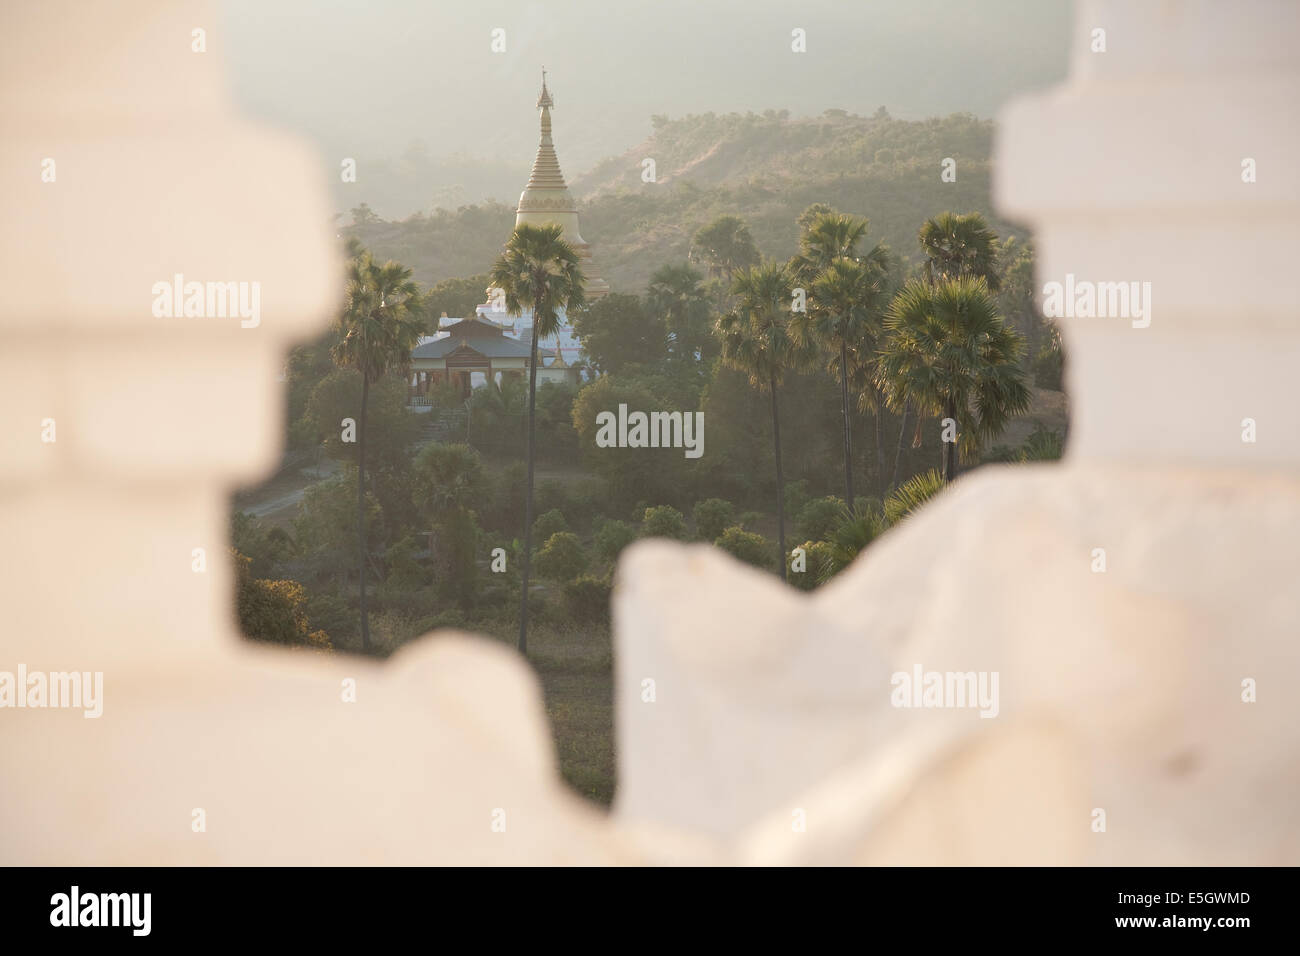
233;457;342;525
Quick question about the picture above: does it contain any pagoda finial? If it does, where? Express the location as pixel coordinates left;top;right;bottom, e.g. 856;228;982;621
537;67;553;110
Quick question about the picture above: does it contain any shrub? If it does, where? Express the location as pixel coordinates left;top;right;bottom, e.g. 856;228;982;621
714;526;772;570
374;582;440;618
641;505;688;540
367;609;427;656
783;479;812;517
533;532;587;582
1019;425;1064;462
427;608;468;630
532;508;568;542
820;508;885;583
593;518;638;564
692;497;735;542
789;540;832;591
481;461;527;533
797;495;845;542
233;550;331;651
384;533;427;590
567;477;612;526
983;444;1019;463
883;469;945;526
302;590;354;644
535;479;574;520
563;575;612;624
230;511;294;579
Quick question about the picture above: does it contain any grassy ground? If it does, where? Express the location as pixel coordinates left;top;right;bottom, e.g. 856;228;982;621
465;619;617;806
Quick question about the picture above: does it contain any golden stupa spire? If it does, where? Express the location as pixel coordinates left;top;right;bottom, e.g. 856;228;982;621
527;66;565;190
515;69;610;298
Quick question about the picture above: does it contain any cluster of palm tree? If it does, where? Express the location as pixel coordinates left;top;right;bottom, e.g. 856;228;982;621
403;212;1026;647
334;223;587;654
717;210;1030;577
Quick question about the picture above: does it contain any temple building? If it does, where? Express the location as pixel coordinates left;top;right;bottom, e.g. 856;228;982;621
411;71;604;403
410;312;581;402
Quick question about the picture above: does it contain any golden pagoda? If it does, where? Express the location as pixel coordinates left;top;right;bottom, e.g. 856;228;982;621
514;69;609;299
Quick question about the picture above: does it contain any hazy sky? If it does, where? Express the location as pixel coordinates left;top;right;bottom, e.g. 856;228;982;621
223;0;1073;179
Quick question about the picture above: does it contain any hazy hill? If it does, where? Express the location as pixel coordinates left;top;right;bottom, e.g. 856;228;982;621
346;109;1025;296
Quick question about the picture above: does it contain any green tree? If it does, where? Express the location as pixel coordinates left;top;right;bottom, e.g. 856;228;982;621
563;574;612;624
294;470;383;586
715;526;772;570
571;375;689;510
533;532;587;583
569;293;664;376
285;330;339;450
426;273;490;321
350;203;381;227
641;505;688;540
646;264;714;366
797;496;846;542
330;247;427;651
233;550;331;650
412;442;486;609
532;508;568;542
795;202;837;235
488;223;586;653
689;215;760;280
593;518;638;564
230;512;294;579
306;369;421;469
715;261;812;580
692;498;736;542
878;278;1030;481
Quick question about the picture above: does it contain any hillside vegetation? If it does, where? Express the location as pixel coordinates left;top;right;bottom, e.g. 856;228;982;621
346;109;1020;295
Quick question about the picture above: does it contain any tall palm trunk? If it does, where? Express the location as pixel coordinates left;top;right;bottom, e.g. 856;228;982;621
891;401;909;491
838;341;854;510
941;394;957;482
873;395;885;490
770;372;787;582
517;309;541;655
357;373;370;651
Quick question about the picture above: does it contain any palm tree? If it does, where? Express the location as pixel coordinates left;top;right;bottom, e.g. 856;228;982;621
488;223;586;654
413;442;487;610
790;211;889;286
646;263;712;364
716;261;812;581
882;468;946;525
818;505;886;584
331;247;427;651
918;212;1002;290
877;277;1030;482
804;258;887;506
883;212;1004;489
791;212;892;498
